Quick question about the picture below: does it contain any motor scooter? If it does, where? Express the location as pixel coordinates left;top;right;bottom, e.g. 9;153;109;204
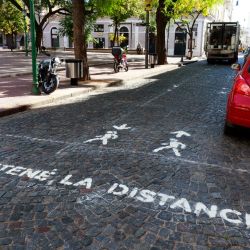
38;55;62;94
112;46;128;73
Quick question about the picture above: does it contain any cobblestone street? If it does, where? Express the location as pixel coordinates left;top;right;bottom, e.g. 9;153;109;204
1;58;250;249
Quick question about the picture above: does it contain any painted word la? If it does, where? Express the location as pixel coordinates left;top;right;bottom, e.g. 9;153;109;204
0;164;92;189
84;124;131;145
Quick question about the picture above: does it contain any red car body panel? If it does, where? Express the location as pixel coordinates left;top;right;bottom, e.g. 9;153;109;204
226;57;250;128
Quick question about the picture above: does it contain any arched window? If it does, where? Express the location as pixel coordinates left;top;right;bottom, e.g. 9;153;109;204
51;27;59;48
119;26;129;47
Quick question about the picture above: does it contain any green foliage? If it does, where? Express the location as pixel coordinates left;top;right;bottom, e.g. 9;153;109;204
108;33;127;44
172;0;224;34
0;0;24;34
59;0;113;42
173;0;223;18
104;0;144;45
107;0;144;25
171;0;223;58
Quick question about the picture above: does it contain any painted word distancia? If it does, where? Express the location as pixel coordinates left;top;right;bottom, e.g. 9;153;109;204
0;164;92;189
107;183;250;229
1;163;250;229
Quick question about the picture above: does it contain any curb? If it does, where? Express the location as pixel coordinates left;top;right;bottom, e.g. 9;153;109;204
0;59;198;118
0;59;197;78
0;86;96;117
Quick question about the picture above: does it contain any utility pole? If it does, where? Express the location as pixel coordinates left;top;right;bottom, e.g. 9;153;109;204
145;0;152;69
22;4;28;56
29;0;40;95
145;10;149;69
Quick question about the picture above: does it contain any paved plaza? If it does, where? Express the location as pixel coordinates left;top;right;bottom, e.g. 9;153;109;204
1;50;250;249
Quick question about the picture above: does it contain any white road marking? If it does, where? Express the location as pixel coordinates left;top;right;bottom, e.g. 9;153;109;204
1;133;249;174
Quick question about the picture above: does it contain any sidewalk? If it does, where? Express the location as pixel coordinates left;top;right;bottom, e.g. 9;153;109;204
0;51;199;117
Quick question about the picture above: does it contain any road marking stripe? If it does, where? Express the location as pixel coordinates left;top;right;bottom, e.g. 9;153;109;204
0;133;249;175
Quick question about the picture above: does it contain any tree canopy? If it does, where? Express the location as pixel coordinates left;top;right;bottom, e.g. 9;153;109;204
172;0;223;58
0;0;24;35
102;0;144;46
6;0;70;50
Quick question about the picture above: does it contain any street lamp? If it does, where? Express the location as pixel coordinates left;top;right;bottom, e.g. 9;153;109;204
144;0;153;69
22;8;28;56
29;0;40;95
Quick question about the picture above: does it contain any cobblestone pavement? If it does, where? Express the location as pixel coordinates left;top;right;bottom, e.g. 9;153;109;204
1;58;250;249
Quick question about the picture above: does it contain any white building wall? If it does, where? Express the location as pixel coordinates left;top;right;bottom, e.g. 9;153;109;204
40;2;230;57
167;17;208;57
90;17;146;49
43;21;64;48
232;0;250;47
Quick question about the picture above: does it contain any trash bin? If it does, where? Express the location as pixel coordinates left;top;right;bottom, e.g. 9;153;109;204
65;59;83;85
149;54;157;68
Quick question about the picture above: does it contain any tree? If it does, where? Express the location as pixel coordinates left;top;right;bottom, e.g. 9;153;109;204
173;0;223;59
0;0;24;49
59;0;105;46
156;0;177;65
107;0;144;46
71;0;114;80
72;0;88;80
8;0;70;50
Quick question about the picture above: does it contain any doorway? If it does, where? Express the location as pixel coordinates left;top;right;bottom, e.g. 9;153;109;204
119;26;129;48
174;27;187;56
51;27;59;48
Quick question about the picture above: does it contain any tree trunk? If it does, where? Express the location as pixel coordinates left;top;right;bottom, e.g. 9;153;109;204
156;0;168;65
72;0;89;80
188;32;193;59
36;25;43;53
11;32;14;51
113;23;119;46
165;22;170;64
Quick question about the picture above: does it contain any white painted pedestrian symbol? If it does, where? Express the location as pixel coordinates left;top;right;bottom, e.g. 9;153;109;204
153;138;186;157
84;131;118;145
113;124;131;130
170;131;191;138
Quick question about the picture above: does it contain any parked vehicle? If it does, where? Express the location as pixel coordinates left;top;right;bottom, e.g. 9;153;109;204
205;22;240;64
112;46;128;73
243;47;250;65
38;56;62;94
224;56;250;134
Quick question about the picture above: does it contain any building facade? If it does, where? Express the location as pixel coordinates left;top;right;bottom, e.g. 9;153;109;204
40;1;234;57
1;1;237;57
41;15;212;57
232;0;250;47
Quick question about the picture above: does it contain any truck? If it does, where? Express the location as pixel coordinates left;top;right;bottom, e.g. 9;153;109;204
204;22;240;63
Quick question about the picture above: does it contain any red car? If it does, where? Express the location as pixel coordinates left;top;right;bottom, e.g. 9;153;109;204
224;55;250;134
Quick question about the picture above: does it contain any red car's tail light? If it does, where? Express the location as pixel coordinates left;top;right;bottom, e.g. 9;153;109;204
234;78;250;96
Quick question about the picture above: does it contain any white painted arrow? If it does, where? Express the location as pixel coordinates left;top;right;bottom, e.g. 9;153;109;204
170;131;191;138
113;124;131;130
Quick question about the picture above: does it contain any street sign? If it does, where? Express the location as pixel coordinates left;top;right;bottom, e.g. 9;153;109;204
145;0;153;11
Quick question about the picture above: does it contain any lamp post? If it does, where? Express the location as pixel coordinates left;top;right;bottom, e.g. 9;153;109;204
144;0;152;69
29;0;40;95
145;10;149;69
22;8;28;56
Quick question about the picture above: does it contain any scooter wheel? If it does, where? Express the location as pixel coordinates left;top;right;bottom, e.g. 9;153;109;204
125;64;128;72
114;62;119;73
41;75;59;94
